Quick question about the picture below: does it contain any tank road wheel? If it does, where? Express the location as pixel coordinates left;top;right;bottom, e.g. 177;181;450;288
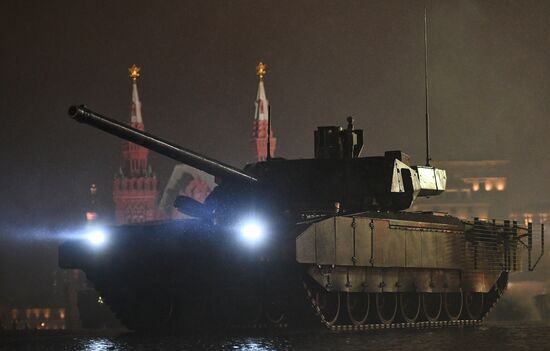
235;294;263;325
444;291;463;321
375;293;398;324
464;292;484;320
210;288;234;327
422;293;442;321
399;293;421;323
265;300;286;324
315;290;341;326
346;292;370;325
211;288;263;326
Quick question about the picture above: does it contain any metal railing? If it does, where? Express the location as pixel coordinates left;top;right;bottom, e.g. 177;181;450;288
462;218;544;272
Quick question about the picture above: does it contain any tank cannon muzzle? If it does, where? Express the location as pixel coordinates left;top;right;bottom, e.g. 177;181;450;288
68;105;258;184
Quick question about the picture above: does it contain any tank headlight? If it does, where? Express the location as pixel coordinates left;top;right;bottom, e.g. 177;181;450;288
239;219;266;246
87;229;107;247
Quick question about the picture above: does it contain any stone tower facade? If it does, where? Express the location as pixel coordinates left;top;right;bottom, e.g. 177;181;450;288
251;62;277;161
113;65;159;224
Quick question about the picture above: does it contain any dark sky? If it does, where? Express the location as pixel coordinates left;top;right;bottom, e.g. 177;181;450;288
2;0;550;303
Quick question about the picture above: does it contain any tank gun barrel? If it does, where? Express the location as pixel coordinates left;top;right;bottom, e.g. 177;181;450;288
68;105;258;184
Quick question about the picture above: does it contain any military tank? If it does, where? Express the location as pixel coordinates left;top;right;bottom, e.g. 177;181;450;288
59;105;543;332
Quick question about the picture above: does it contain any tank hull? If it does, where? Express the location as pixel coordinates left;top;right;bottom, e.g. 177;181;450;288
60;220;311;331
59;213;528;332
297;213;523;294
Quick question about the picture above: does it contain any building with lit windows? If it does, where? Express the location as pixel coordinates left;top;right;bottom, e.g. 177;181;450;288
411;160;510;219
510;202;550;226
9;307;66;330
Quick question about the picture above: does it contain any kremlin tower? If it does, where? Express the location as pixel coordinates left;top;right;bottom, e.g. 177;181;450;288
85;184;98;222
251;62;277;161
113;65;160;224
111;62;276;223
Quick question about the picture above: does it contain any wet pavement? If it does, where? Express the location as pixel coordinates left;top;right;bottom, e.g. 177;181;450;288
1;321;548;351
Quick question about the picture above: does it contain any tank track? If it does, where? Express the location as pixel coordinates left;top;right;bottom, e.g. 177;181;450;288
302;272;508;331
89;270;508;333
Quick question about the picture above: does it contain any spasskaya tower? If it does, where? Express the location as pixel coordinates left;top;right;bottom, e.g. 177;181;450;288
113;65;159;224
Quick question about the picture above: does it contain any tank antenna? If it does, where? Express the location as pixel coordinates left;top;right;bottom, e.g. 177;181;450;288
424;7;431;166
267;104;272;161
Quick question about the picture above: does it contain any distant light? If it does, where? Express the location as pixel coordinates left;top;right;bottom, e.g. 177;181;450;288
40;322;45;327
98;296;104;305
87;229;107;247
239;218;267;246
86;212;98;221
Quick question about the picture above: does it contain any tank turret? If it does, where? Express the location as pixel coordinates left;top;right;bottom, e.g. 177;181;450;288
69;105;446;220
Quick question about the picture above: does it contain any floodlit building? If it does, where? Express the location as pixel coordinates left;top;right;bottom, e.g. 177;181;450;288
114;63;276;223
9;307;66;330
112;65;161;225
411;160;510;220
250;62;276;162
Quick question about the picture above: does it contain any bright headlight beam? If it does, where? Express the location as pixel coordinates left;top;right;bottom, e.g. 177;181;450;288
87;229;107;246
239;219;266;245
241;222;263;241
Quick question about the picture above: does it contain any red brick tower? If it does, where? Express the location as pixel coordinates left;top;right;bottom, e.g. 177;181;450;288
251;62;276;161
85;184;98;222
113;65;159;224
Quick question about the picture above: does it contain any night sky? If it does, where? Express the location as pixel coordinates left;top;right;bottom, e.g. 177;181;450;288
2;0;550;304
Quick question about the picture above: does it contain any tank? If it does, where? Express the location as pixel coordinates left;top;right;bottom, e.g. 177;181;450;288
59;105;544;332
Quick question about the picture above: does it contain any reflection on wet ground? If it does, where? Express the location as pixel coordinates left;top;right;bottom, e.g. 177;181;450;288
1;321;548;351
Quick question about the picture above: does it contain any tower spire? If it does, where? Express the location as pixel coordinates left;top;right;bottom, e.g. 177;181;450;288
114;65;159;225
251;62;277;161
256;62;266;80
254;62;269;121
129;64;143;125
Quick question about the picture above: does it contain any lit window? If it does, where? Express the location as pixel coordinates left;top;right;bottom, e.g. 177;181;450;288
472;181;480;192
86;212;97;221
484;181;493;191
524;213;533;226
496;179;506;191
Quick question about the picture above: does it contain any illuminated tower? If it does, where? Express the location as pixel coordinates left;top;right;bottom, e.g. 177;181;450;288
113;65;159;224
85;184;98;222
251;62;277;161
